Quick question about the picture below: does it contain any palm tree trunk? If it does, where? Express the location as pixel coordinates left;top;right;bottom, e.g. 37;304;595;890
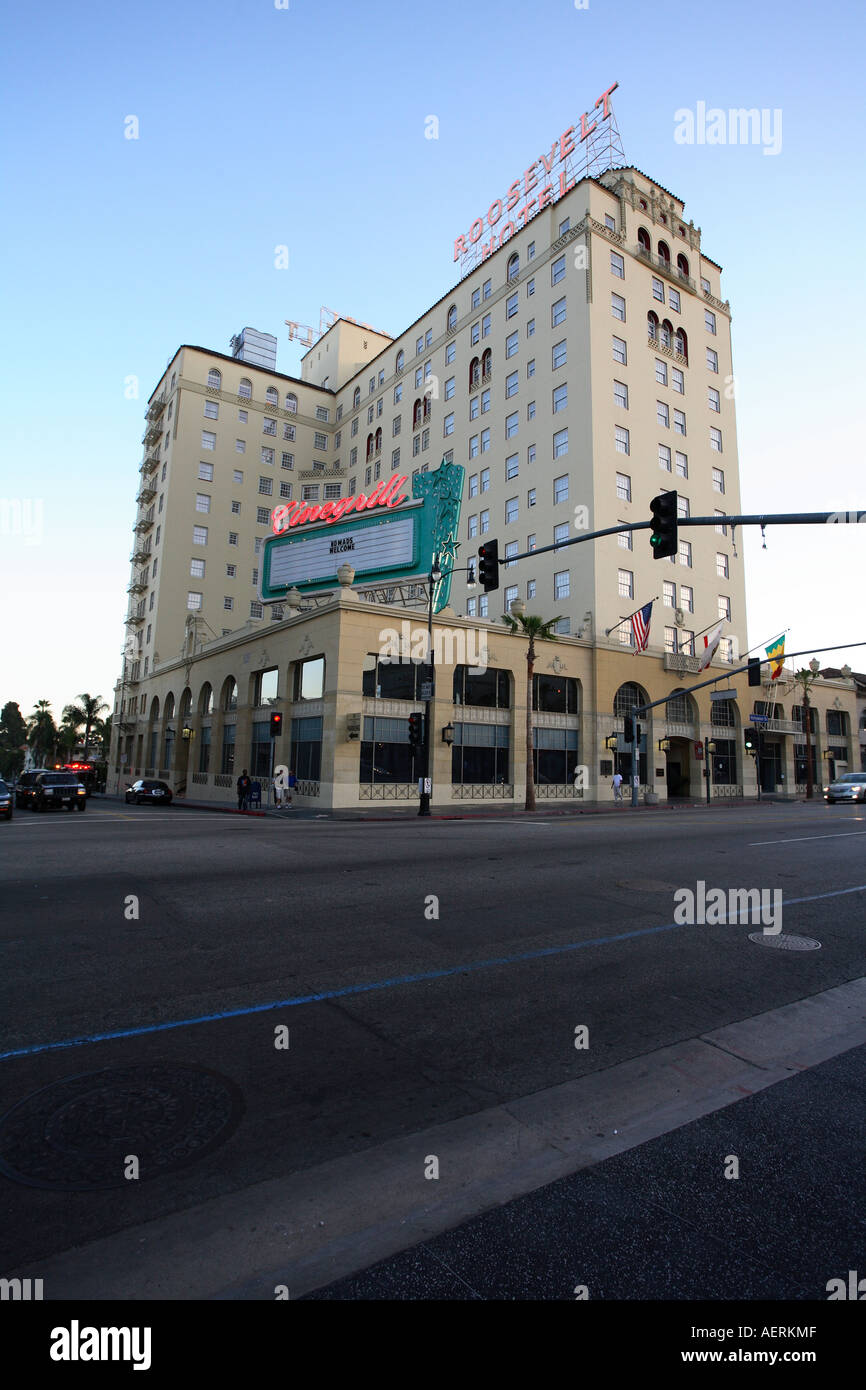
525;642;536;812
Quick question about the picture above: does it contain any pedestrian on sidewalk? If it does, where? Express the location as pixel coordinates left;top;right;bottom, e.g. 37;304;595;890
236;769;251;812
612;770;624;803
286;769;297;807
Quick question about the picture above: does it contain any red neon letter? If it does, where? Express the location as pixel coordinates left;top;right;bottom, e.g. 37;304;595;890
538;142;557;176
453;234;467;261
318;502;336;521
559;170;576;198
560;125;576;162
537;184;553;210
595;81;619;119
498;221;516;247
506;179;521;211
271;504;292;533
524;163;538;195
468;218;484;244
580;111;597;142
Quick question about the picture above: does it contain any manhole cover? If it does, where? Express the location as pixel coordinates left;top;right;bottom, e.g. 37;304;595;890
748;933;822;951
616;879;679;892
0;1065;244;1190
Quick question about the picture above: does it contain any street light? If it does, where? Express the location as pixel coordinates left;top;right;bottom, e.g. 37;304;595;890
705;738;716;806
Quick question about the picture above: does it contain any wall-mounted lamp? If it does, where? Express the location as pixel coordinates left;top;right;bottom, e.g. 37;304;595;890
441;722;455;746
658;737;671;752
604;734;618;752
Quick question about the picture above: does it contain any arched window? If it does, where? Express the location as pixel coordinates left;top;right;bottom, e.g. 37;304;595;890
198;682;214;717
412;399;423;429
614;682;649;718
637;227;651;254
665;689;693;724
446;304;457;331
507;252;519;282
647;311;659;341
179;688;192;720
674;327;688;361
284;392;297;413
149;696;160;722
639;197;648;211
661;318;673;348
164;692;175;722
676;252;690;279
206;368;221;389
657;240;671;264
469;357;480;388
659;213;667;225
366;433;374;459
374;426;382;453
481;347;492;378
422;394;431;421
238;378;252;399
395;349;404;373
353;386;361;409
265;387;278;406
223;678;238;712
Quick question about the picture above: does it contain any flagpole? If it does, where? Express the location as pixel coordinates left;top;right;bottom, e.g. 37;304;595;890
604;597;659;638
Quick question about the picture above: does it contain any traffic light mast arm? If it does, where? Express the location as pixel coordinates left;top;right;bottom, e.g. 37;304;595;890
628;641;866;717
498;511;866;567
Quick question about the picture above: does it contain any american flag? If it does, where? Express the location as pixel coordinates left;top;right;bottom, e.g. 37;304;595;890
630;601;653;652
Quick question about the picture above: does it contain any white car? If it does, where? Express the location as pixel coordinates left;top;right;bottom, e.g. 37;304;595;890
824;773;866;804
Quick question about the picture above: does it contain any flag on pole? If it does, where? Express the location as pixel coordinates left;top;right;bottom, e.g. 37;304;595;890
766;635;786;680
697;622;723;671
630;601;653;652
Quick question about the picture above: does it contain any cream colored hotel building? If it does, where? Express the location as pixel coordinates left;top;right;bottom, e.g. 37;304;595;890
109;167;859;807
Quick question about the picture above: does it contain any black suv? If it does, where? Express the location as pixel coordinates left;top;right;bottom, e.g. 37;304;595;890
0;779;12;821
31;771;87;812
14;770;49;809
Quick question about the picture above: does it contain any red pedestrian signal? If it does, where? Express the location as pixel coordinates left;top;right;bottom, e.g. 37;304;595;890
408;712;424;749
269;711;283;738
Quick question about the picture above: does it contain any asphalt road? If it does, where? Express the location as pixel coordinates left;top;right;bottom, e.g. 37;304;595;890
1;798;864;1296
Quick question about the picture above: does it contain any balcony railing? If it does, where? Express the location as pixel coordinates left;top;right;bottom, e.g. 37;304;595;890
648;335;688;367
141;452;159;475
468;372;492;392
636;246;696;293
145;392;166;422
136;480;157;504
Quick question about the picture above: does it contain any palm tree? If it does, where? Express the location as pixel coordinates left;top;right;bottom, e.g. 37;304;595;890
501;609;562;812
791;663;820;799
59;705;84;761
27;700;57;766
64;693;109;760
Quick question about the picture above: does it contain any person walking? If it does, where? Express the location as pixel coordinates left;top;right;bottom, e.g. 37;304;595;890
236;768;251;812
612;770;624;803
286;769;297;808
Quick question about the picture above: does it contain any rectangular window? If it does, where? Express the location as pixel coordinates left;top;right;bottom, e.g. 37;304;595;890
445;341;455;363
553;474;569;503
226;562;236;577
716;552;729;578
673;409;686;436
263;418;277;435
552;339;567;370
710;428;723;453
678;539;692;567
480;389;491;414
718;595;731;621
677;495;690;519
195;493;211;512
470;323;480;346
468;473;478;498
504;585;518;607
480;467;490;491
469;434;479;459
527;444;536;464
391;447;400;469
705;309;717;334
505;497;518;524
554;570;570;599
551;297;566;327
480;509;490;533
471;287;480;309
526;317;535;338
258;476;273;495
281;453;294;469
470;396;479;421
526;401;536;421
616;472;631;502
712;470;726;498
614;380;628;409
426;328;433;347
618;568;634;598
284;423;295;441
505;370;519;398
187;591;202;610
482;278;491;300
394;383;403;404
250;601;263;619
701;276;711;294
392;415;401;436
551;255;566;284
204;399;218;419
256;506;270;524
663;580;676;607
610;250;625;278
193;525;208;545
505;412;518;438
527;359;535;379
553;522;569;551
468;514;478;538
280;482;292;499
314;431;328;449
618;523;632;550
659;444;672;471
552;383;567;413
527;487;536;506
708;387;721;412
506;453;519;480
652;276;664;302
655;358;668;386
611;292;626;321
553;428;568;458
669;287;681;312
505;330;519;358
261;447;275;466
672;368;684;394
706;348;719;372
444;412;454;436
316;405;330;421
657;400;669;428
201;430;216;450
604;214;616;232
224;596;234;611
680;584;693;612
612;335;627;365
526;277;535;297
198;461;214;482
190;558;205;578
527;534;536;551
444;376;455;400
675;451;688;478
664;626;678;654
235;439;246;453
238;409;248;423
681;631;695;656
615;426;630;455
228;531;238;546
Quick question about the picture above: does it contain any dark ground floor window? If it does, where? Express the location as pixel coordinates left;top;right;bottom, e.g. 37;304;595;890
451;722;510;784
360;716;416;783
198;725;211;773
794;742;817;782
532;727;579;783
221;724;236;775
250;721;272;778
709;737;736;784
291;715;323;781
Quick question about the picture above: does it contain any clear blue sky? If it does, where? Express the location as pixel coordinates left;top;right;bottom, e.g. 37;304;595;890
2;0;865;721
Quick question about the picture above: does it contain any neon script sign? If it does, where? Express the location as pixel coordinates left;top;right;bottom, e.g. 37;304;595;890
453;82;618;262
271;474;410;533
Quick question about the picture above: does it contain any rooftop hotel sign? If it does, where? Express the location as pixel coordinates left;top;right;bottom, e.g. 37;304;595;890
262;460;466;612
452;82;619;265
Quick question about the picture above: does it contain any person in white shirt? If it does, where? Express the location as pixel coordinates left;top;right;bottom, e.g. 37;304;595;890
612;771;624;802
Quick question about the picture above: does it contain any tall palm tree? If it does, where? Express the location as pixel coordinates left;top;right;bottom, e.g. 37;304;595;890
59;705;84;761
501;610;561;812
791;665;820;798
65;693;109;760
27;700;57;766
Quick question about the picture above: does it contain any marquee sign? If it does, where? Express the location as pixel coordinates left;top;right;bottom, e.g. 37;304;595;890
453;82;619;266
262;460;465;612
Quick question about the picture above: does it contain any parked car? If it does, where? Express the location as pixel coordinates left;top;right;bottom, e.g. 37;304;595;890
125;779;173;806
32;771;87;811
0;779;12;820
824;772;866;804
14;769;50;809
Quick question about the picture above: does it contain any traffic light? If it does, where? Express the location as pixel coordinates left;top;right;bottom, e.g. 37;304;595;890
477;539;500;592
747;657;762;686
269;711;283;738
744;728;757;752
623;714;635;743
408;712;424;749
649;490;678;559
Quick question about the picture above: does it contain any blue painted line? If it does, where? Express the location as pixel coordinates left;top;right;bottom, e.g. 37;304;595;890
2;882;864;1063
